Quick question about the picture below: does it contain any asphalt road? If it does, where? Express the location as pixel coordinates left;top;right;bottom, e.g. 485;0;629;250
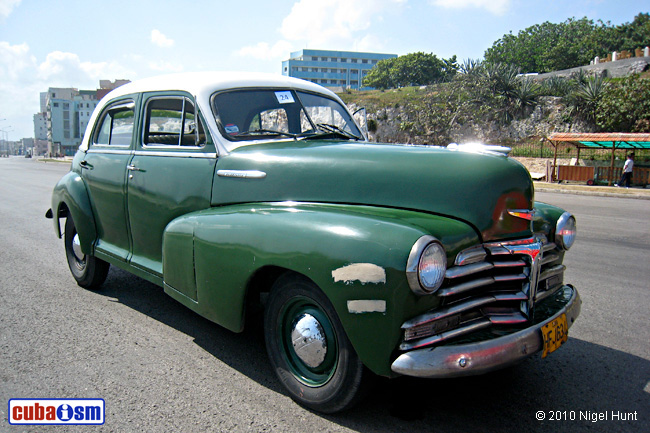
1;156;649;432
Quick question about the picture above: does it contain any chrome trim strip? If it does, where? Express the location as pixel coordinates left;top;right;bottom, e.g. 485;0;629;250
87;148;132;155
507;209;536;220
216;169;267;179
535;285;563;303
134;150;217;158
487;246;511;255
543;242;558;252
538;264;565;282
400;318;492;351
402;295;497;330
445;262;494;279
541;252;560;265
454;246;487;266
487;312;528;324
142;144;206;151
437;277;495;297
392;286;581;378
494;273;527;282
493;292;529;301
492;259;527;268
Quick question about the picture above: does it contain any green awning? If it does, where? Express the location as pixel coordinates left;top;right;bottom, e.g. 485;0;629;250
546;133;648;185
549;133;650;149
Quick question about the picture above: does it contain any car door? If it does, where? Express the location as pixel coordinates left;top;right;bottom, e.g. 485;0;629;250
126;92;216;287
81;97;137;261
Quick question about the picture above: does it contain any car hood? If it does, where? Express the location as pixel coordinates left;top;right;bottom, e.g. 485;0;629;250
212;140;534;242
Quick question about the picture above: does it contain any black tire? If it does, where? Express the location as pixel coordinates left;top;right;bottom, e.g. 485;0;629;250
64;216;109;289
264;274;367;413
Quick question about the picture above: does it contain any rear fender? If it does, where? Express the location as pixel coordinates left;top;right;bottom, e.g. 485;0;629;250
51;171;97;255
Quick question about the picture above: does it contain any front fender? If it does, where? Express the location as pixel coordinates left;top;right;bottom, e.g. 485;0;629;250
534;201;569;237
51;170;96;255
162;202;479;376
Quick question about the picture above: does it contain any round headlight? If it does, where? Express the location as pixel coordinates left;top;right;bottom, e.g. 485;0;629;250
406;236;447;296
555;212;576;250
419;242;447;291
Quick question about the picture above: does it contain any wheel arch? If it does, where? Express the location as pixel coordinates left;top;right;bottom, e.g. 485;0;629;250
51;171;97;255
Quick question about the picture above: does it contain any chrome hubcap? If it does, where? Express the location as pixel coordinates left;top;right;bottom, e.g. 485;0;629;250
291;313;327;368
72;233;85;262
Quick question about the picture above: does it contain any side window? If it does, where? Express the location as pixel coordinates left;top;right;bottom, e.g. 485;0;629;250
94;101;135;146
144;97;206;146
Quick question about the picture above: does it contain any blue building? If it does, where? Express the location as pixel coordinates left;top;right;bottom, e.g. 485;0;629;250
282;49;397;90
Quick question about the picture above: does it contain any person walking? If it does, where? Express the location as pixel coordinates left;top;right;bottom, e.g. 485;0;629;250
615;153;634;188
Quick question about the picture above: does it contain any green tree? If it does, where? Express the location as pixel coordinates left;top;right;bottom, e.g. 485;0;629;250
602;13;650;53
485;18;600;73
364;52;458;89
596;75;650;132
485;13;650;73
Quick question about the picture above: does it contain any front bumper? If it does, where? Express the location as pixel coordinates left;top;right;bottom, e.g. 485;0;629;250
391;285;581;378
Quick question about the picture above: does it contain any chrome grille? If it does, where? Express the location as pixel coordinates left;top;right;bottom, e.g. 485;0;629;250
400;236;565;351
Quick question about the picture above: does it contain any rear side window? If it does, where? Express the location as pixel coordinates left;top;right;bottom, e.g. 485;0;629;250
143;97;206;147
94;100;135;146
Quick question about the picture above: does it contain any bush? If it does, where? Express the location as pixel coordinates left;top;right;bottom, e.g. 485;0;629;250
596;75;650;132
367;119;377;133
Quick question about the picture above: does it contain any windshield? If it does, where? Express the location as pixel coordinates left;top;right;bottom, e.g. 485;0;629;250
212;89;362;148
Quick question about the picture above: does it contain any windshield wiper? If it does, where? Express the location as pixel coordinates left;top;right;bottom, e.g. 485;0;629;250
237;129;298;139
314;123;360;140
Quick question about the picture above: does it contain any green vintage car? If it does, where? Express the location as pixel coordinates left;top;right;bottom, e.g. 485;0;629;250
47;72;580;413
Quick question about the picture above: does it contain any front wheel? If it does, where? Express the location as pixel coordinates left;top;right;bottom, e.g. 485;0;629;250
64;216;109;289
264;274;367;413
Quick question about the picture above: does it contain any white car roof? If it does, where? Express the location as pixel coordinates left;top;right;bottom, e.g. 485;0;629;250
80;72;346;154
103;71;339;100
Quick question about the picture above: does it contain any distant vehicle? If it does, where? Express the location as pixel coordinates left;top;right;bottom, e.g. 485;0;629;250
47;72;581;413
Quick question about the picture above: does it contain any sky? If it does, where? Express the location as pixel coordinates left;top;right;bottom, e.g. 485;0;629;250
0;0;647;140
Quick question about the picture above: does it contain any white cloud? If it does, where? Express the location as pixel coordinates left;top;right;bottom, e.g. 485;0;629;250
235;40;294;61
234;0;404;62
36;51;132;87
431;0;511;15
151;29;174;48
353;34;385;52
0;41;35;81
280;0;405;48
148;61;184;73
0;0;22;18
0;41;134;138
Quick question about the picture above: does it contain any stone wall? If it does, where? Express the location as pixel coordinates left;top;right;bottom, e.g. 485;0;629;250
534;56;650;80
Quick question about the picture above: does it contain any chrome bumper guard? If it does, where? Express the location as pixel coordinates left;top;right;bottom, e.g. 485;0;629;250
391;285;581;378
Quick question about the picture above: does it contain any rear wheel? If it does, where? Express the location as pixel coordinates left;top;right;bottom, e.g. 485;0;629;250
264;274;367;413
64;216;109;289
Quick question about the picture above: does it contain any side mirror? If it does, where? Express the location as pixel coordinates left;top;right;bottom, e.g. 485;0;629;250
352;107;368;140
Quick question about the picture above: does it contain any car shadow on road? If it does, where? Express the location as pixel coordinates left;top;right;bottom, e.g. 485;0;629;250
97;268;650;433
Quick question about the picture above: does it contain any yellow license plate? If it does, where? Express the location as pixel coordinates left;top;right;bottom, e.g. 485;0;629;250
541;314;568;358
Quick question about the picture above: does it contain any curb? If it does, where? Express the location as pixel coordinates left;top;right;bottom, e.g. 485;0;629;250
534;183;650;200
38;158;73;164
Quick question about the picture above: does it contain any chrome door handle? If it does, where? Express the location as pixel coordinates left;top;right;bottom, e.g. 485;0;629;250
79;160;93;169
127;165;143;172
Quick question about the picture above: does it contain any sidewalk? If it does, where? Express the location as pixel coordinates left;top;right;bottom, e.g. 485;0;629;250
38;156;74;164
534;181;650;200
